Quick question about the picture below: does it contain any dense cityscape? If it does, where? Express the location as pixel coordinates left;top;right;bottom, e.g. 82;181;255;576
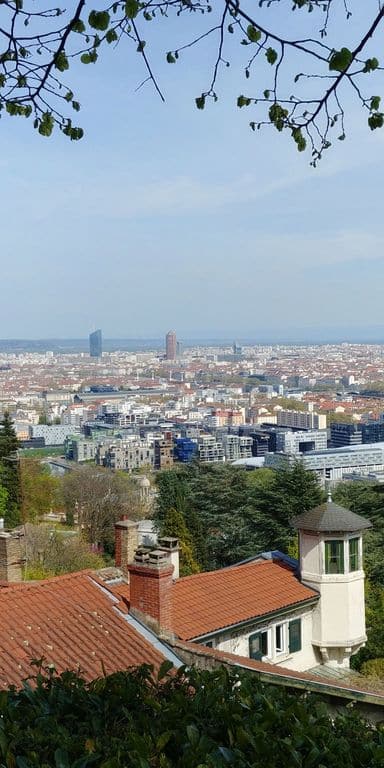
4;331;384;485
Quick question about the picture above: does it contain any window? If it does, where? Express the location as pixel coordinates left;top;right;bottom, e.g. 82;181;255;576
349;537;359;572
249;631;268;660
324;540;344;574
275;624;285;653
288;619;301;653
204;641;213;648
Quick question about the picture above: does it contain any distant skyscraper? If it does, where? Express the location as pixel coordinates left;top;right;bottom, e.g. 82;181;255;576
89;329;102;358
165;330;177;360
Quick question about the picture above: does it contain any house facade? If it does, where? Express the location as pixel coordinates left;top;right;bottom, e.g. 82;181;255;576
121;495;372;673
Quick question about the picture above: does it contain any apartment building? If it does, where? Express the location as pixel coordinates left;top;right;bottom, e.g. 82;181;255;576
275;429;327;455
197;435;225;463
276;410;327;430
97;439;155;472
222;434;253;462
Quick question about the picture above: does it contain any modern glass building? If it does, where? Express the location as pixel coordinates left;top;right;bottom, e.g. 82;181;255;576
89;329;102;357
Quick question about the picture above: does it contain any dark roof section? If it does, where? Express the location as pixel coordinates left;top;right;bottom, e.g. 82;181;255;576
292;500;372;533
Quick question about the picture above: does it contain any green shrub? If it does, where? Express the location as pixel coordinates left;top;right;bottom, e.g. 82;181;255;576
0;662;383;768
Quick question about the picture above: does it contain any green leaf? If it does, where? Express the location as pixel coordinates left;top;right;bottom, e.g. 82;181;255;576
328;47;352;72
237;95;251;108
363;57;379;73
166;52;176;64
368;112;384;130
71;19;86;33
88;10;110;31
54;50;69;72
106;28;118;43
156;731;173;751
371;95;381;111
55;748;70;768
186;724;199;747
246;25;261;43
157;659;173;680
265;47;278;65
125;0;139;19
195;95;205;110
80;53;92;64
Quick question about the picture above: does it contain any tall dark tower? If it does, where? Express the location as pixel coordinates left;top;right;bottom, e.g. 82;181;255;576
89;329;102;358
165;330;177;360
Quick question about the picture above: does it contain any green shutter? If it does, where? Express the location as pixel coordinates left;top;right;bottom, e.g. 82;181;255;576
289;619;301;653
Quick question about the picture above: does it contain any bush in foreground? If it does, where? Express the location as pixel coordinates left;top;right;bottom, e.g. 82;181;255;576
0;663;383;768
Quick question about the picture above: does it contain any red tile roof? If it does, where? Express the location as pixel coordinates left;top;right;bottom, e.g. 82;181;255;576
171;561;318;640
0;571;165;689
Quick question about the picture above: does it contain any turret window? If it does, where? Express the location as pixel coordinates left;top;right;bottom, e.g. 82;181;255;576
324;540;344;574
349;537;360;571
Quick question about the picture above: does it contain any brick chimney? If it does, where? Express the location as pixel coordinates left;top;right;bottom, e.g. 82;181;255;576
115;519;139;572
128;549;174;634
0;528;25;582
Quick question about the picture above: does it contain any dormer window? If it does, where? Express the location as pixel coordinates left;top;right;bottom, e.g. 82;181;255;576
324;540;344;574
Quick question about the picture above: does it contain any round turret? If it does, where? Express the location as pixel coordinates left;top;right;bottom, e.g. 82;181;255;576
292;494;372;669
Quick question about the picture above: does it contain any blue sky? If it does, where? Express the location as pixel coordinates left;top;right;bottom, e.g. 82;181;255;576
1;0;384;341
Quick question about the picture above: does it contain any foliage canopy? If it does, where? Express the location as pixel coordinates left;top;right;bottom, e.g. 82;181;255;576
1;1;384;161
156;461;324;569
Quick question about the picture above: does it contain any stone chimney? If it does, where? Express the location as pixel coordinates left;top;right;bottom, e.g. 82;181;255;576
0;528;25;582
128;549;174;634
115;519;139;573
158;536;180;579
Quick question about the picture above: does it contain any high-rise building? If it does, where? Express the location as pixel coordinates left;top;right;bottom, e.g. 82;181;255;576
165;330;177;360
89;329;102;358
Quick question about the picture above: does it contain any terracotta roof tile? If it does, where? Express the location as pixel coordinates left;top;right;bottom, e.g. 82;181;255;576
0;571;165;689
171;561;318;640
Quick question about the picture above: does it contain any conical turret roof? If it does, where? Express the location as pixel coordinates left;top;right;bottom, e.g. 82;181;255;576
292;493;372;533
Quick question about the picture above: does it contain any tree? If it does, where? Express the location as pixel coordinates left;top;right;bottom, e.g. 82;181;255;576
161;507;200;576
0;482;8;521
155;461;324;570
258;459;324;525
1;2;384;161
24;522;104;578
0;411;21;528
19;458;60;523
61;465;143;552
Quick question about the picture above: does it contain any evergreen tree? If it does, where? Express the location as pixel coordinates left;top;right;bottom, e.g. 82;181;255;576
0;412;21;528
257;460;324;528
161;507;200;576
155;468;189;522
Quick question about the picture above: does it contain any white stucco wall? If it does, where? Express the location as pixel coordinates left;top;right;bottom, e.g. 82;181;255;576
202;606;319;672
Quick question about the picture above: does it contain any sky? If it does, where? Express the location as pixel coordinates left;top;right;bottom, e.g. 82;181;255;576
1;0;384;342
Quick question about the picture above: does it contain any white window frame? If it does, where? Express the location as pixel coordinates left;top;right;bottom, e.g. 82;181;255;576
274;623;286;655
